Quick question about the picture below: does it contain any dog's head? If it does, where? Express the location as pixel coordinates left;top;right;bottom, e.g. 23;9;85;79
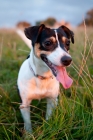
24;24;74;89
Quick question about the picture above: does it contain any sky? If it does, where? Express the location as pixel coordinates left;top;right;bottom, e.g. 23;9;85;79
0;0;93;27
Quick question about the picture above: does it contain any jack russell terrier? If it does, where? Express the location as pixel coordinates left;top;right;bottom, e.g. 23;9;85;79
17;24;74;132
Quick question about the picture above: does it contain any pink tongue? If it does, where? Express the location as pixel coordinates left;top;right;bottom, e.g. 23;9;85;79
54;66;73;89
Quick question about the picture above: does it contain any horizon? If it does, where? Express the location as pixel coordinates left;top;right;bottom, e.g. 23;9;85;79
0;0;93;28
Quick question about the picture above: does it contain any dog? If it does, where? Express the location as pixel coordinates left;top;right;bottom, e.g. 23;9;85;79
17;24;74;132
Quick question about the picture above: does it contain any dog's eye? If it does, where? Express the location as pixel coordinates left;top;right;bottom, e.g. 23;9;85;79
44;40;52;47
65;46;70;51
65;40;70;51
66;40;70;46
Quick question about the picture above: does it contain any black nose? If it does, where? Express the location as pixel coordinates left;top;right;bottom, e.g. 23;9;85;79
61;56;72;66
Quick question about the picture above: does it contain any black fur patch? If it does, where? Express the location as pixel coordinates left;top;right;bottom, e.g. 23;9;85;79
26;54;30;59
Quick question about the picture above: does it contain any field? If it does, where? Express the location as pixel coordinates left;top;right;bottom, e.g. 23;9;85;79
0;26;93;140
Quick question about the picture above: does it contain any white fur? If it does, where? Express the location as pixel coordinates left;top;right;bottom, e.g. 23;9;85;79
17;47;59;132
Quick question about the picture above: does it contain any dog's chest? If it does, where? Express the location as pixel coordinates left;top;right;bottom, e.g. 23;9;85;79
26;77;59;99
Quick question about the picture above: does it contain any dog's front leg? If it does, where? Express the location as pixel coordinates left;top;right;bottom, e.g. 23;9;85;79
20;106;32;132
46;97;58;120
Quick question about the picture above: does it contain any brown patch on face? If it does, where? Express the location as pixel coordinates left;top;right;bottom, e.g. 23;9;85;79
62;37;70;51
62;37;70;44
34;43;51;58
62;36;67;43
49;36;56;43
42;36;56;46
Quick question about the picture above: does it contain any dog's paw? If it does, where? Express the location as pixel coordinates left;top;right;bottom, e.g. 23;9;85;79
22;130;34;140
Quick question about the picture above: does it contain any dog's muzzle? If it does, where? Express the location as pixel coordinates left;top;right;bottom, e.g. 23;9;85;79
41;54;73;89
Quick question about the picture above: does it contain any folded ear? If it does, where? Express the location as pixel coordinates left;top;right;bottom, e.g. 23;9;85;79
60;25;74;44
24;24;45;46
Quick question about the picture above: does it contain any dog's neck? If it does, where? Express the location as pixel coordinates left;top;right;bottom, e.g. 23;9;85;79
29;47;53;78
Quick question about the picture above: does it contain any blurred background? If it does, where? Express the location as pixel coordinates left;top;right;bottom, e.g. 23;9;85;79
0;1;93;139
0;0;93;28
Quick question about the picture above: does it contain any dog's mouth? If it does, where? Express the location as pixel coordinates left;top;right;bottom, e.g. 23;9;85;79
41;54;57;77
41;54;73;89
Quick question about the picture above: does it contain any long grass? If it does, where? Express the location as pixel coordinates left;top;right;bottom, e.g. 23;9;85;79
0;26;93;140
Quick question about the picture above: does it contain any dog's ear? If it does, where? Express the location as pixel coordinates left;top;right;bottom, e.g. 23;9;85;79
60;25;74;44
24;24;45;45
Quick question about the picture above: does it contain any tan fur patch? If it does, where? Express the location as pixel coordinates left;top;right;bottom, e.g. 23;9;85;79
62;36;67;43
26;76;59;100
62;37;70;43
34;43;51;58
49;36;56;42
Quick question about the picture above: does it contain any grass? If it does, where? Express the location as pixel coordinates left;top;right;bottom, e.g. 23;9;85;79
0;26;93;140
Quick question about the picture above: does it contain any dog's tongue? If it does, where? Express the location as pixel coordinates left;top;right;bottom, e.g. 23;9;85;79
54;66;73;89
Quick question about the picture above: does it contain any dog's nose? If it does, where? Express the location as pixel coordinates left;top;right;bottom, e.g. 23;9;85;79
61;56;72;66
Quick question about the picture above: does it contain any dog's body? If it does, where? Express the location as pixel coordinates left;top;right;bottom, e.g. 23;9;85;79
17;24;74;132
